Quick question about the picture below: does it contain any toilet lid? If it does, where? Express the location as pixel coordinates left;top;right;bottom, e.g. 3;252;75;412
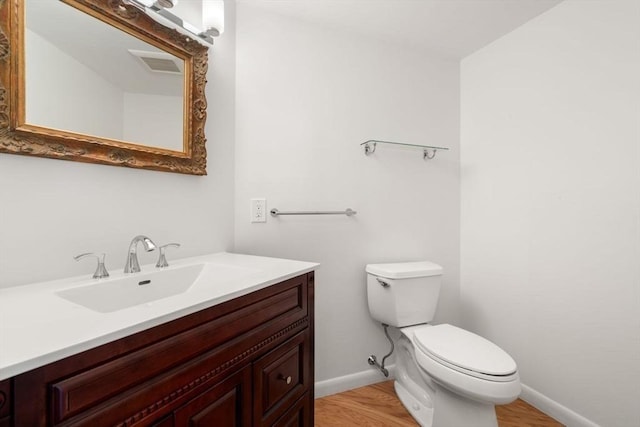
414;324;517;378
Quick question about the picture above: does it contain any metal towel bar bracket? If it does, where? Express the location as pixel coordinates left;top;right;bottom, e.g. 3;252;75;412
270;208;357;217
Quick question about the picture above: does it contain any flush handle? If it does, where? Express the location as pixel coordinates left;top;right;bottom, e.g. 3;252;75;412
376;278;390;288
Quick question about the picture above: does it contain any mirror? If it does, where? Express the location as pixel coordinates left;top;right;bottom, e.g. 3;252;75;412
0;0;209;175
26;0;186;152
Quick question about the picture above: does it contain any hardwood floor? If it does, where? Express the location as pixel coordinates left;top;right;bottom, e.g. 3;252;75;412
315;381;564;426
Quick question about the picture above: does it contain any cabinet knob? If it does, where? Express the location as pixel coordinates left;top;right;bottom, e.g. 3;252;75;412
278;374;292;385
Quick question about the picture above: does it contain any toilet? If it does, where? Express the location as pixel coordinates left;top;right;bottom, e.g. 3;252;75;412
366;261;521;427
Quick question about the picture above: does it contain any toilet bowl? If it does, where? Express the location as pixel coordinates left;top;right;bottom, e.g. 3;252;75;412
366;262;521;427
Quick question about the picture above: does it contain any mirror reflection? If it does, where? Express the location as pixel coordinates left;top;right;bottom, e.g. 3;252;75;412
25;0;186;152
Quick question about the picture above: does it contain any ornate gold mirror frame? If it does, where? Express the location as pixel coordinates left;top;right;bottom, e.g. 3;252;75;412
0;0;209;175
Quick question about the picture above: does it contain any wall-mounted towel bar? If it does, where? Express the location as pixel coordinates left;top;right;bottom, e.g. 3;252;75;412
270;208;357;217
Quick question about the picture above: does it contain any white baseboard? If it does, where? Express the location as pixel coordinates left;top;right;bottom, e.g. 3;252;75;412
315;365;395;398
315;374;599;427
521;384;600;427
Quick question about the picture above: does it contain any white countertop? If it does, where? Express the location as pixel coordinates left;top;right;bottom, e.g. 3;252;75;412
0;252;318;381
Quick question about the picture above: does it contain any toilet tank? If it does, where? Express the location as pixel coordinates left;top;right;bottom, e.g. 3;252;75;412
366;261;442;327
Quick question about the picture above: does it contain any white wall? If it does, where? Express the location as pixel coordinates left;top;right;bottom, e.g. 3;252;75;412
26;29;123;140
460;1;640;426
234;6;460;384
0;1;237;288
123;92;183;151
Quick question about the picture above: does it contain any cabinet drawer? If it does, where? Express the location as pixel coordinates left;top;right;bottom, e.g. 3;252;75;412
253;331;310;426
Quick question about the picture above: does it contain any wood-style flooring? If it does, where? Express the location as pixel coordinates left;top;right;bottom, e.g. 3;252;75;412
315;381;564;427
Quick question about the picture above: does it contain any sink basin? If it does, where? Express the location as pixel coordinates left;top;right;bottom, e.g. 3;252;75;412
56;264;204;313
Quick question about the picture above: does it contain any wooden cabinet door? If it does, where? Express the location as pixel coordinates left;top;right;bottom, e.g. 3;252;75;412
0;379;11;427
253;331;310;426
151;414;175;427
272;394;311;427
173;366;252;427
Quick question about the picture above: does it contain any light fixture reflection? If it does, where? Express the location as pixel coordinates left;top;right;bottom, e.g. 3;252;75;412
122;0;223;46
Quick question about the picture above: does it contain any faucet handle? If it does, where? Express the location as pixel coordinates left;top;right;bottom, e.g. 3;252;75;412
74;253;110;279
156;243;180;268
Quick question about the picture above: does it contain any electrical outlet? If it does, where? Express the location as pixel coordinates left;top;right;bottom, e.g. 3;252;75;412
251;198;267;223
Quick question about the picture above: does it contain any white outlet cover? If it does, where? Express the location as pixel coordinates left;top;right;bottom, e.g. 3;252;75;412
251;198;267;223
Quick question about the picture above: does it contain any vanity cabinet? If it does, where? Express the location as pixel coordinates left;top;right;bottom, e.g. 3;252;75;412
0;379;11;427
10;272;315;427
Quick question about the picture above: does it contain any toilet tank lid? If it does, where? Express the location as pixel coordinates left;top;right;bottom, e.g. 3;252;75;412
366;261;443;279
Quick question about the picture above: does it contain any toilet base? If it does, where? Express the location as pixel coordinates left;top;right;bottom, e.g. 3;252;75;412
394;328;508;427
431;382;498;427
394;381;433;427
395;380;498;427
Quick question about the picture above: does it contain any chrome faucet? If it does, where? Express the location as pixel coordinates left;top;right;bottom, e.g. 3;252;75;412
74;253;110;279
124;235;156;273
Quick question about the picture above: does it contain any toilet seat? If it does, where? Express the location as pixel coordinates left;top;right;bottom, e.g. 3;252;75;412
413;324;518;382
